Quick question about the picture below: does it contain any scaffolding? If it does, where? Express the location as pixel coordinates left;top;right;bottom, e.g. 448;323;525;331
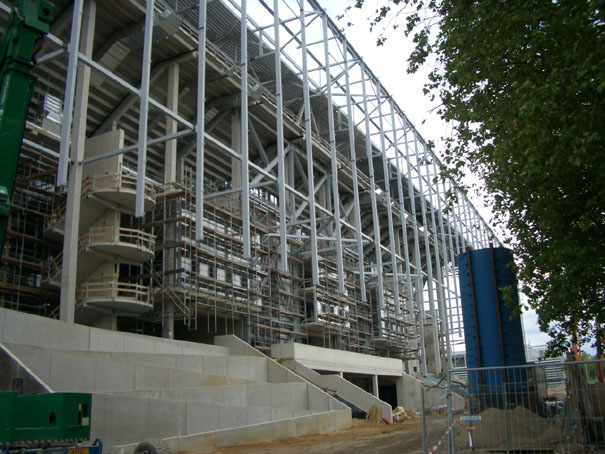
0;0;502;374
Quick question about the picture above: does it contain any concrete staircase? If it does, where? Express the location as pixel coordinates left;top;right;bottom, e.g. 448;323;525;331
0;308;351;452
280;359;393;422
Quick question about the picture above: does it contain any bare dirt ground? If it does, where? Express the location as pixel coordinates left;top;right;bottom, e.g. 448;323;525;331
195;417;449;454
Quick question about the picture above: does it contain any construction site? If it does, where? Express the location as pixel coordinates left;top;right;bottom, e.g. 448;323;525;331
1;1;603;454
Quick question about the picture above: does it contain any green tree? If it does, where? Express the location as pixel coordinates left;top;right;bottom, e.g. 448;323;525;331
346;0;605;355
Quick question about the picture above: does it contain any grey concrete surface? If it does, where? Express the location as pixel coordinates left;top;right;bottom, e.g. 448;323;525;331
112;409;351;454
0;343;51;394
0;308;229;356
0;309;354;452
283;360;393;422
106;382;342;412
3;343;255;392
272;342;404;376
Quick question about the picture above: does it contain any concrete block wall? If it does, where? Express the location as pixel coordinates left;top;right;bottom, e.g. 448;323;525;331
0;308;229;356
91;392;320;450
215;335;304;383
272;342;403;376
0;343;51;394
0;309;355;453
109;382;346;413
2;344;256;393
91;351;270;383
112;409;352;454
283;360;393;422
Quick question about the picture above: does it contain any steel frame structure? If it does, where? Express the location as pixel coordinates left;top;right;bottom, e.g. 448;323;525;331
0;0;500;373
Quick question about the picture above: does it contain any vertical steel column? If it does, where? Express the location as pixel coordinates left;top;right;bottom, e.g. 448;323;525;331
427;153;453;369
240;0;251;258
402;124;427;375
344;44;366;302
462;196;476;249
440;168;463;338
321;14;345;294
360;67;385;320
448;183;462;255
412;135;441;373
300;0;320;320
195;0;208;241
57;0;84;187
454;189;467;252
390;101;415;320
59;0;96;322
135;0;155;218
163;61;179;340
376;90;400;315
274;0;288;272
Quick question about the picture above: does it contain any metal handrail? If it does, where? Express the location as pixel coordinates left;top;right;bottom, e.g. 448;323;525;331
44;198;66;230
82;173;156;199
81;225;156;252
76;280;152;306
41;249;63;282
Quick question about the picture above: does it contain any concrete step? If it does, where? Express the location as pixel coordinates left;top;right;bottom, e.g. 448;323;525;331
0;307;230;356
108;381;343;413
90;392;323;451
3;343;257;393
281;359;393;422
109;403;351;454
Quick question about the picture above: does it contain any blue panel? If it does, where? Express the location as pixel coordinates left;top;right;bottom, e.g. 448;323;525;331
457;247;527;411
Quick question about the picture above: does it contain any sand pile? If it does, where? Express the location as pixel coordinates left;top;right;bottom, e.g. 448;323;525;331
454;406;564;449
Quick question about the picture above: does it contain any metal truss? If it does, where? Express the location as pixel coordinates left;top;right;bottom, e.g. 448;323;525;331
2;0;501;373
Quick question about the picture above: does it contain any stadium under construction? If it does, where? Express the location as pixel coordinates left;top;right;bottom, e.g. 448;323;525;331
0;0;503;449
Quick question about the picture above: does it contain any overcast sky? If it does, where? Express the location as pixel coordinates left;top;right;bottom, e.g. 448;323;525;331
316;0;556;350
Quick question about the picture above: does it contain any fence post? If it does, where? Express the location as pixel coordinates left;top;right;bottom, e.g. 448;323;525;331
447;370;454;454
422;385;427;454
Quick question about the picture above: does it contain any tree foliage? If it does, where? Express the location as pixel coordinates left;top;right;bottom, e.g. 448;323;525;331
346;0;605;355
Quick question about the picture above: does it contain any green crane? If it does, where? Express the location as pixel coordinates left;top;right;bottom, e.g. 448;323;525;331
0;0;54;258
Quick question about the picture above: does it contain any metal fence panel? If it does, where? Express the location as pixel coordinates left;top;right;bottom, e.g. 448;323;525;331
444;360;605;454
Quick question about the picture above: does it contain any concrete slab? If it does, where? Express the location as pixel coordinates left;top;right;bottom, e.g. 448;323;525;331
5;343;52;383
246;405;272;425
267;360;287;383
295;414;318;437
124;334;155;354
236;422;274;446
247;384;271;408
288;383;308;410
201;355;227;376
226;356;250;380
176;355;203;372
315;411;338;434
272;418;296;441
186;402;220;433
50;350;96;392
2;310;50;348
307;385;330;411
271;408;293;421
135;363;169;390
248;357;269;382
218;404;247;429
173;432;216;453
214;334;265;358
215;423;274;448
89;328;124;353
269;383;290;409
94;356;135;392
48;320;90;351
147;398;187;438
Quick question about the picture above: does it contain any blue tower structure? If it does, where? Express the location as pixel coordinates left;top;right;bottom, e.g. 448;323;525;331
458;246;527;411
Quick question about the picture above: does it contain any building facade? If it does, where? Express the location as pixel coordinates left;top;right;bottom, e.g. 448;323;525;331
0;0;499;376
